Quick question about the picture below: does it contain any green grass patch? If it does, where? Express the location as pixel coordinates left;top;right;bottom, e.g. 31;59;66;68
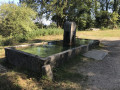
53;55;88;82
77;29;120;38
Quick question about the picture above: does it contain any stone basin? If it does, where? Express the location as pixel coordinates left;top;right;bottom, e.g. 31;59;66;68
5;38;99;76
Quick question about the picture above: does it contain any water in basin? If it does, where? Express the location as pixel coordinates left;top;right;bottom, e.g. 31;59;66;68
18;39;93;57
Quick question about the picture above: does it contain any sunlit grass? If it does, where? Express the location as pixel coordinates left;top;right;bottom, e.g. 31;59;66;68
0;71;42;90
0;55;86;90
0;47;5;59
77;29;120;39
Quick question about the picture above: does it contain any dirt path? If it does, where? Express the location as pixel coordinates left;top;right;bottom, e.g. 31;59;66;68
77;39;120;90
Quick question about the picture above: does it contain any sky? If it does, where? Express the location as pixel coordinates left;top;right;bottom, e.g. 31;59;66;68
0;0;51;25
0;0;19;4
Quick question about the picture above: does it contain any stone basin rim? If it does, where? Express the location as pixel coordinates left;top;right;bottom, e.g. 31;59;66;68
5;39;91;59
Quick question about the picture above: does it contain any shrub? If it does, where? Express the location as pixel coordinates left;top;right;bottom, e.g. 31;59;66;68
47;22;57;28
0;28;63;46
0;35;3;46
0;3;37;38
26;28;63;39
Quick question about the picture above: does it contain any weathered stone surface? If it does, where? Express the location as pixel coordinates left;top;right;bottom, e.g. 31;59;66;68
42;65;53;80
5;48;48;73
63;21;76;46
83;50;108;60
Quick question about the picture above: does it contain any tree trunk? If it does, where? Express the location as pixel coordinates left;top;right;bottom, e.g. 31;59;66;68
113;0;118;12
94;0;97;17
106;0;108;11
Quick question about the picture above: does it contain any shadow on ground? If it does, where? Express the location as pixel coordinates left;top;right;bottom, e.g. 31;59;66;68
0;54;88;89
0;74;21;90
76;40;120;90
1;39;120;90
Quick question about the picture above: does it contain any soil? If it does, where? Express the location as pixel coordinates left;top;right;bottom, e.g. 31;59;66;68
77;39;120;90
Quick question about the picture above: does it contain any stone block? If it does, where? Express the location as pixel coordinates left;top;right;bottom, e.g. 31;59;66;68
83;50;108;60
63;21;76;46
42;65;53;80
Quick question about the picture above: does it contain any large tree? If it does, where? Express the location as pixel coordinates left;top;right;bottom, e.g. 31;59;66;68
66;0;93;29
20;0;68;28
19;0;120;29
0;3;37;37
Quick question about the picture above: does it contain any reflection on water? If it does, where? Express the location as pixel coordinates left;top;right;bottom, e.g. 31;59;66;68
18;39;93;57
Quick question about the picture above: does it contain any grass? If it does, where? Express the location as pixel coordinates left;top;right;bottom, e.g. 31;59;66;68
0;29;117;58
0;29;120;89
0;47;5;59
53;55;88;82
0;28;63;46
0;55;88;90
77;29;120;39
0;71;42;90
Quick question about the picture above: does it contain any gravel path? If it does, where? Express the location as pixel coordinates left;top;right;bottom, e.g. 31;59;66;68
77;40;120;90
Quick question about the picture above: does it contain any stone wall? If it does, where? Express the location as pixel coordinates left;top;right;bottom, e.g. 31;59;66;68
49;45;88;68
5;48;49;73
5;40;100;80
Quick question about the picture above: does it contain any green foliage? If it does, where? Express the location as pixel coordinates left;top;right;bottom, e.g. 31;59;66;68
47;22;57;28
20;0;120;30
67;0;93;30
0;28;63;46
26;28;63;39
45;0;68;28
35;22;44;29
95;11;119;29
110;12;119;28
95;11;111;28
0;3;37;38
0;35;3;46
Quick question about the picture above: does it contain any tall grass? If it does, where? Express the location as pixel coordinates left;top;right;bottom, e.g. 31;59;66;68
27;28;63;39
0;28;63;46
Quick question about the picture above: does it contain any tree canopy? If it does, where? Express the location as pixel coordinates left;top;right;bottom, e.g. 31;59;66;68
0;3;37;37
19;0;120;29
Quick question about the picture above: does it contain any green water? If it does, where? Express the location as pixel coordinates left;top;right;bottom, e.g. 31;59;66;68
18;39;93;57
75;38;94;45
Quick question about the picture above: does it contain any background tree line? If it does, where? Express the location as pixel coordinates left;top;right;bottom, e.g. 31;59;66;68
0;3;63;45
0;0;120;45
20;0;120;30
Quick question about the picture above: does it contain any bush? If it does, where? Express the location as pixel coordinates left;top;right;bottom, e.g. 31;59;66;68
0;27;63;46
110;12;119;29
35;22;44;29
0;35;3;46
47;22;57;28
0;3;37;38
26;28;63;39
